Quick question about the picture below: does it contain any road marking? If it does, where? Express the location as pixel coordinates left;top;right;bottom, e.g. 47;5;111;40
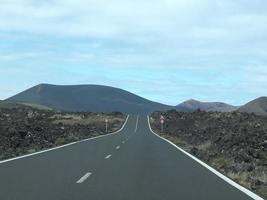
122;141;125;144
76;172;92;184
105;154;112;159
0;115;129;164
147;116;264;200
116;146;120;149
134;115;139;132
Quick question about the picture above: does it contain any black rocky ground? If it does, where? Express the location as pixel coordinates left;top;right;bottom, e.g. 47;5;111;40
151;110;267;199
0;105;125;161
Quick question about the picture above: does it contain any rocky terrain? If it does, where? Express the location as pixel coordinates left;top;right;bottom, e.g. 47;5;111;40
0;105;125;161
150;110;267;199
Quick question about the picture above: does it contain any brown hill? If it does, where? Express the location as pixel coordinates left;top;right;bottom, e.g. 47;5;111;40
176;99;238;112
238;96;267;115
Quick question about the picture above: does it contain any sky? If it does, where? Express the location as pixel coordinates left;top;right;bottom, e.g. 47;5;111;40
0;0;267;105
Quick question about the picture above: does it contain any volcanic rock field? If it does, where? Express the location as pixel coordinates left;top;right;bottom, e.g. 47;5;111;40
0;105;125;161
151;110;267;198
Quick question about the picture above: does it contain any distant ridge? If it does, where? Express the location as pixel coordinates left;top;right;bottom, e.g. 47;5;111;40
238;96;267;115
8;83;261;114
7;84;173;114
176;99;238;112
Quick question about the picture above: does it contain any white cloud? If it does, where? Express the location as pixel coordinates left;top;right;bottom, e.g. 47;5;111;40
1;0;266;58
0;0;265;39
0;0;267;104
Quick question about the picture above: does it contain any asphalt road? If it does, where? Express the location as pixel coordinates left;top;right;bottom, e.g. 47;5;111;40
0;115;261;200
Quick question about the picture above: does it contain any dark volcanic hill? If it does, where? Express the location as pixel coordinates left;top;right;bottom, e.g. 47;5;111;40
176;99;238;112
238;96;267;115
7;84;173;114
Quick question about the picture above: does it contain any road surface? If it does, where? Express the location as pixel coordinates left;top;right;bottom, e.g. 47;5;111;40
0;115;261;200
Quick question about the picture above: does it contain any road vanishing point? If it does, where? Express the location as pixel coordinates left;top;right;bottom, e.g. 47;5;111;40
0;115;263;200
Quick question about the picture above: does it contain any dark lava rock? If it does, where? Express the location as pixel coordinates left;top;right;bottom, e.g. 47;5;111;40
0;106;125;161
150;110;267;199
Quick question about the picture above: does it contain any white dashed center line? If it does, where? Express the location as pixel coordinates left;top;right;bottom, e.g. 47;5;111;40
134;115;139;132
76;172;92;184
116;146;120;149
122;141;125;144
105;154;112;159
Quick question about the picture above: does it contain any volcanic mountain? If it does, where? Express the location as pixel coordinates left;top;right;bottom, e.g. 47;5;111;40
176;99;238;112
238;96;267;115
7;84;173;114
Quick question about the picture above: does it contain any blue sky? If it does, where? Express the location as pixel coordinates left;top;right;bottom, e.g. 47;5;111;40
0;0;267;105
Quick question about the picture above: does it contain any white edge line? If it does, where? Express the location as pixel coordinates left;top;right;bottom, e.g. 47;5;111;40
0;115;129;164
76;172;92;183
147;115;264;200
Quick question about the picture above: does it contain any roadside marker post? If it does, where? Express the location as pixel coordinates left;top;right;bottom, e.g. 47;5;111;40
105;119;108;133
160;115;165;133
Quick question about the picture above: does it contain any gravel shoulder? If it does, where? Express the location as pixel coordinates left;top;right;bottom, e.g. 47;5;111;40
150;110;267;199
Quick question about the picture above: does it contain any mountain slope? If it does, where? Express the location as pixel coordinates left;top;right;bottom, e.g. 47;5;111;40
176;99;238;112
7;84;172;114
0;100;52;110
238;96;267;115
